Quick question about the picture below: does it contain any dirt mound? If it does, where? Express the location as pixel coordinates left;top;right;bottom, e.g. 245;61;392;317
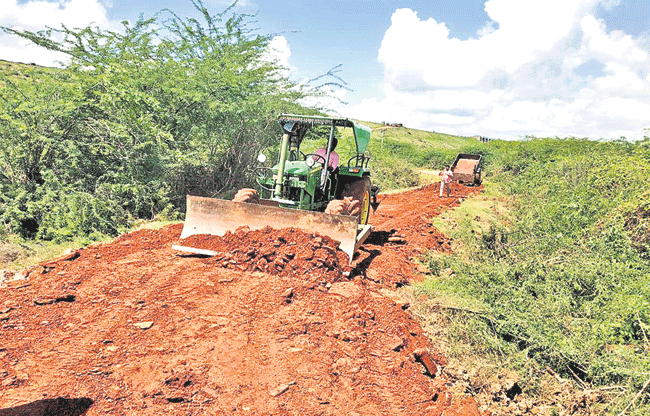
0;182;486;415
179;226;351;284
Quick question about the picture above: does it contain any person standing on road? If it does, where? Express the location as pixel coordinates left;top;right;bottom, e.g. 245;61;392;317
439;165;453;198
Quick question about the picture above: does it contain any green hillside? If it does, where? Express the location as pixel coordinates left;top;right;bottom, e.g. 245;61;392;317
364;125;486;189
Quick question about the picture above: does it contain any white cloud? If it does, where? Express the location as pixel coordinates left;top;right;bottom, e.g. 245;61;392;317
263;36;294;73
337;0;650;140
580;15;647;62
477;21;497;37
0;0;118;66
595;62;644;90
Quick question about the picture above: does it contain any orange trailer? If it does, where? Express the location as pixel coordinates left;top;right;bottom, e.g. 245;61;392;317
451;153;482;186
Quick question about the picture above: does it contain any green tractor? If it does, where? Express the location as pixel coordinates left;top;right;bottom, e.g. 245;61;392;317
173;114;379;261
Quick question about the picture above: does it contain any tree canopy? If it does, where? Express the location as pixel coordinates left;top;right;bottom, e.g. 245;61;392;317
0;0;320;241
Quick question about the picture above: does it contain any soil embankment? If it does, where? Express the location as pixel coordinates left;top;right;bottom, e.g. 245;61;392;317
0;182;483;415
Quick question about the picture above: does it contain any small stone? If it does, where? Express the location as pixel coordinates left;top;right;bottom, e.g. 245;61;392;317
388;236;406;244
270;381;294;397
1;377;15;387
13;270;30;280
414;264;431;274
413;348;438;377
201;387;219;398
395;300;410;310
389;336;405;352
134;321;154;329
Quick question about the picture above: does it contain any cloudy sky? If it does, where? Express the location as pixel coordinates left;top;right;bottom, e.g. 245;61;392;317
1;0;649;140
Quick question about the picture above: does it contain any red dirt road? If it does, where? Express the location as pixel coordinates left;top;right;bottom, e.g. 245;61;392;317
0;183;483;415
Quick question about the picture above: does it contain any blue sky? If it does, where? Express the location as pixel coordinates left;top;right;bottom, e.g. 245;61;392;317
2;0;650;140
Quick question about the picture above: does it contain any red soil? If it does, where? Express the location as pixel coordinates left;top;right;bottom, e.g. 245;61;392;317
0;182;484;415
454;159;479;175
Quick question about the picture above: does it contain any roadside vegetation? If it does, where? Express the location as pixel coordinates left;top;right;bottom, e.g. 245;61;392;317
416;137;650;414
0;1;325;245
0;0;481;252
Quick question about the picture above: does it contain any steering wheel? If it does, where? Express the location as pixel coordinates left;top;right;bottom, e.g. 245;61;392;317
303;153;326;165
254;166;275;190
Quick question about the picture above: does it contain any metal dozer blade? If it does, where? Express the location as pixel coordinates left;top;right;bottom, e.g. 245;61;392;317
172;195;370;263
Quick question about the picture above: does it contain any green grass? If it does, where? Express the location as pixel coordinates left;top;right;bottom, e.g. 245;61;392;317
0;58;59;82
414;137;650;414
0;233;109;272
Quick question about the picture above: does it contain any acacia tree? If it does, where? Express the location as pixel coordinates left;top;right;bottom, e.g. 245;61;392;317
0;0;316;240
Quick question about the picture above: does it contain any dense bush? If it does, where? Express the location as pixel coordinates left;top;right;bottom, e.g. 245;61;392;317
371;158;421;190
0;1;316;240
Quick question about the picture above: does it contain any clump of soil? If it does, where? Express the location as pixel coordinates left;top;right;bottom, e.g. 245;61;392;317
453;159;479;174
179;226;350;284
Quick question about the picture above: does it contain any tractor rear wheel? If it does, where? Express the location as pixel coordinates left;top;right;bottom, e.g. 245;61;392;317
342;176;372;225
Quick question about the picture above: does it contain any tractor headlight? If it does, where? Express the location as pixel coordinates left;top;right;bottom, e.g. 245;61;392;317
257;153;267;164
306;156;316;168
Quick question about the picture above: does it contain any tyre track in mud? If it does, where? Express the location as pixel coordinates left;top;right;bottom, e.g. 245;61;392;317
0;182;484;415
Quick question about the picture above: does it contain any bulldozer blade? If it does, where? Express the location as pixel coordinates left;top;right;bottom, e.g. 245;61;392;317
172;195;364;262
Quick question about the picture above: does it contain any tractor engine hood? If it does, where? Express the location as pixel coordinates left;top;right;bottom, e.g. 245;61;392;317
273;160;314;177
